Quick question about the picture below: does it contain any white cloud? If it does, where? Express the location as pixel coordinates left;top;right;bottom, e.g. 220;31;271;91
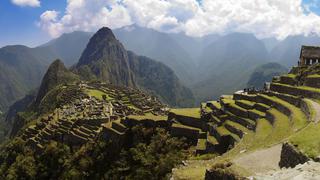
11;0;40;7
39;0;320;39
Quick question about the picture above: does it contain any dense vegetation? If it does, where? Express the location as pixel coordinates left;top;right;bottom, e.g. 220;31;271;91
0;126;187;179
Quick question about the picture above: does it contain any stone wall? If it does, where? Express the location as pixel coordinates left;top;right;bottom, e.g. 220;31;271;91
168;112;207;131
279;142;309;168
233;93;257;102
271;83;320;99
256;95;291;117
265;111;275;125
279;76;296;86
305;77;320;88
170;126;199;145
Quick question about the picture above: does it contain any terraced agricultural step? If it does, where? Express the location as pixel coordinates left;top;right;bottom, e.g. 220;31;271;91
248;109;265;121
223;120;251;138
225;111;256;131
196;138;207;154
72;128;91;139
216;126;240;142
235;100;255;110
258;94;308;131
111;121;127;133
207;134;218;146
254;103;270;112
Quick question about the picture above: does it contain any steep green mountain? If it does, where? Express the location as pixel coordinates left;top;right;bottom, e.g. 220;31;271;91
127;51;195;107
193;33;269;102
76;27;194;107
247;62;288;89
0;45;48;112
0;32;91;113
114;25;197;85
35;59;79;105
76;27;135;87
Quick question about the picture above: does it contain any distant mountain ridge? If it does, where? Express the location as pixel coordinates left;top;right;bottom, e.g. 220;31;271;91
75;27;194;107
3;25;320;113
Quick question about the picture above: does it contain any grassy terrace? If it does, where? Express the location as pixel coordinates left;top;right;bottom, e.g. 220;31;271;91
207;134;218;145
248;109;265;117
288;99;320;158
216;126;240;141
307;74;320;78
197;139;207;150
170;108;201;119
236;100;255;107
259;94;308;131
85;89;112;100
273;82;320;94
127;114;167;121
224;120;250;134
209;101;221;109
289;122;320;158
171;123;201;131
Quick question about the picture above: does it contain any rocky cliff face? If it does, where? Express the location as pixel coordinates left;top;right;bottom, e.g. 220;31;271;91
76;27;194;107
77;27;135;87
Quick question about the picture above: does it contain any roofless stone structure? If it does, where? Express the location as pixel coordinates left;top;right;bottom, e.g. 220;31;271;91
299;45;320;66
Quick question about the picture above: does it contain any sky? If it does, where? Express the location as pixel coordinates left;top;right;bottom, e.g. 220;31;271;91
1;0;320;47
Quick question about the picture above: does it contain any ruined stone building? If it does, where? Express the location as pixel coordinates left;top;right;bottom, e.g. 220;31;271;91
299;45;320;66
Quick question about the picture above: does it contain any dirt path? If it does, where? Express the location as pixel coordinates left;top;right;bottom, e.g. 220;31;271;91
233;144;282;174
304;99;320;123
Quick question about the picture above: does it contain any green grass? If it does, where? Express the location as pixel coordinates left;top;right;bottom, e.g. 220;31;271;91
207;134;218;145
259;94;308;131
237;100;255;107
85;89;112;100
216;126;240;141
224;120;250;133
289;122;320;158
249;109;265;117
127;114;167;121
197;139;207;150
306;74;320;78
211;101;222;109
170;108;201;119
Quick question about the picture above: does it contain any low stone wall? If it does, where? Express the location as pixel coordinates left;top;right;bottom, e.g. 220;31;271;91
224;124;243;138
271;83;320;99
265;111;275;125
279;76;296;86
122;118;169;129
170;126;199;145
248;110;261;121
305;77;320;88
235;101;254;110
279;142;309;168
253;103;269;112
227;113;255;130
233;93;257;102
168;112;207;131
225;104;248;119
265;91;301;107
256;95;291;117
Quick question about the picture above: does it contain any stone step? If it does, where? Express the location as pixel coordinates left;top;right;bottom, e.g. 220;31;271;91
225;111;256;131
235;100;255;110
111;121;127;133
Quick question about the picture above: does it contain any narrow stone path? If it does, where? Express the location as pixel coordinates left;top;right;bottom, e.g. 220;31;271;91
232;144;282;174
304;99;320;123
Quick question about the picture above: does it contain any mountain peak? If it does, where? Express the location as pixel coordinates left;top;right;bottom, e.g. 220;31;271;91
35;59;79;105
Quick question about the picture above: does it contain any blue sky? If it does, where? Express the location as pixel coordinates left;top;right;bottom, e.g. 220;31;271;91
0;0;65;47
1;0;320;48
